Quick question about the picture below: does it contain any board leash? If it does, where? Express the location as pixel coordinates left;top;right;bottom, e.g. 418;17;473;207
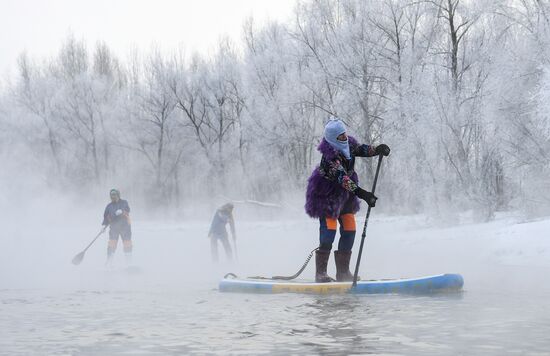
223;247;319;281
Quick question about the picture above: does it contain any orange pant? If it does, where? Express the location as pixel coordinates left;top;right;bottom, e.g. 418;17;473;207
319;214;356;251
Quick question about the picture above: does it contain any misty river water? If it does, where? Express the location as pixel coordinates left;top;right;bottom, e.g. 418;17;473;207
2;285;550;355
2;215;550;355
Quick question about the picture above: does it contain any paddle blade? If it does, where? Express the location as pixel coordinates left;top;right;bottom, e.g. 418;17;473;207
72;251;85;265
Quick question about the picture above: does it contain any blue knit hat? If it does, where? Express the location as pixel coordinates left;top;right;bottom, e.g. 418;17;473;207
324;118;351;159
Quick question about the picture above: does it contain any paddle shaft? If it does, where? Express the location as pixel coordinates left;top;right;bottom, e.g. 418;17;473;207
83;227;107;253
352;155;384;287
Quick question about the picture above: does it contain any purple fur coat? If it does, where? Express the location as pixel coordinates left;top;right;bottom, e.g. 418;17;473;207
305;136;367;219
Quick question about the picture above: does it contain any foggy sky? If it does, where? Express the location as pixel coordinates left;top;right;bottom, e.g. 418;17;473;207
0;0;297;77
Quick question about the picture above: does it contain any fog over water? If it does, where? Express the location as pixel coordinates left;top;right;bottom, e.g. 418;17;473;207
2;200;550;354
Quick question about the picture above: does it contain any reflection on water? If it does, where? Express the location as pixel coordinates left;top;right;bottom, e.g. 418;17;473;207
1;287;548;355
292;293;468;355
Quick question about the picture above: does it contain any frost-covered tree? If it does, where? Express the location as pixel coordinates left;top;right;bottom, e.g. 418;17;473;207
4;0;550;219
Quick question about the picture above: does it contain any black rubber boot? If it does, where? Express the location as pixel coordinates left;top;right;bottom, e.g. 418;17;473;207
334;250;359;282
315;249;334;283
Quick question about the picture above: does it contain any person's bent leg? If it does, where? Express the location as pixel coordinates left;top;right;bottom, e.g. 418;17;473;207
107;228;119;266
337;214;356;251
220;236;233;261
121;226;133;265
319;217;337;251
210;236;219;263
335;214;357;281
316;217;337;283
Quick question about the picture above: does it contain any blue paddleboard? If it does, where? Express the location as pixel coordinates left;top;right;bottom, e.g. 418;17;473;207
219;273;464;294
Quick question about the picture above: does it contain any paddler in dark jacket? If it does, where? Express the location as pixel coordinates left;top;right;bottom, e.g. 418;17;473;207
102;189;132;265
305;118;390;282
208;203;236;262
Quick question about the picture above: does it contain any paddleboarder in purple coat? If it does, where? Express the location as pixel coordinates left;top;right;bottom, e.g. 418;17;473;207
305;118;390;282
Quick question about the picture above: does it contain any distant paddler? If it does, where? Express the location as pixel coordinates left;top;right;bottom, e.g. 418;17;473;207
102;189;132;266
208;203;237;262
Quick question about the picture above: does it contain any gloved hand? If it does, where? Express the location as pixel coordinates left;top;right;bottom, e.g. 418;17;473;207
354;187;377;207
375;144;390;156
115;209;123;216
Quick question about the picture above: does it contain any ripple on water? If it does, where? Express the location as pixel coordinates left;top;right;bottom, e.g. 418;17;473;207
1;288;549;355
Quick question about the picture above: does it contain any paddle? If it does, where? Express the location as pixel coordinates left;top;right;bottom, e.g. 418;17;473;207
352;154;384;287
71;226;107;265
